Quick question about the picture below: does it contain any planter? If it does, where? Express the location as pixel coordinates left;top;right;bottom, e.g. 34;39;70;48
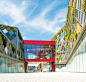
74;9;76;17
60;47;62;51
12;28;17;32
19;32;23;40
67;21;69;27
3;25;8;28
5;37;8;43
0;24;2;26
6;27;11;31
17;51;20;56
19;42;21;48
66;41;68;46
58;38;60;43
63;46;65;50
74;31;77;40
68;44;70;50
59;55;62;60
9;26;14;29
58;40;59;43
81;0;85;12
10;53;12;57
56;47;58;50
0;26;5;30
63;36;65;40
71;15;74;24
58;51;60;55
66;36;69;41
65;55;67;59
67;50;68;54
0;35;3;45
56;57;59;63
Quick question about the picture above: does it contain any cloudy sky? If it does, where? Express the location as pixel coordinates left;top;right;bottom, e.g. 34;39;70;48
0;0;69;40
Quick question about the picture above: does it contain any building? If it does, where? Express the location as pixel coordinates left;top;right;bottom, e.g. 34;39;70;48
51;0;86;72
0;0;86;73
0;24;25;73
23;40;56;72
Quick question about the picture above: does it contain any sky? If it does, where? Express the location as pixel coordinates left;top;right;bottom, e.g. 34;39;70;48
0;0;69;40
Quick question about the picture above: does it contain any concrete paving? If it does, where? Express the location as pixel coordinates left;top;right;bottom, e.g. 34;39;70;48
0;72;86;82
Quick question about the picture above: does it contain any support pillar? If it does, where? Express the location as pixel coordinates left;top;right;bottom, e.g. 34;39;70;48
24;62;27;73
51;62;55;72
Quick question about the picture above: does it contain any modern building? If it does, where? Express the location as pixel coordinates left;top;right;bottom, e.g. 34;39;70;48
0;24;25;73
0;0;86;73
51;0;86;72
23;40;56;72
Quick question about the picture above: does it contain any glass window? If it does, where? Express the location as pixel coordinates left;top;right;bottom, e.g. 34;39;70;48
80;0;82;10
82;13;85;25
79;11;80;22
12;34;16;38
9;30;14;35
40;45;45;59
1;57;5;73
76;10;78;19
24;44;55;60
2;29;8;34
8;59;12;73
0;56;1;73
6;32;11;37
15;61;18;73
5;58;9;73
11;60;14;73
36;45;41;59
81;12;83;24
82;36;86;53
31;44;36;57
78;41;82;54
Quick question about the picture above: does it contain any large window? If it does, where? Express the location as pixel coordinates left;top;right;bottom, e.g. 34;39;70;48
0;56;24;73
24;44;55;59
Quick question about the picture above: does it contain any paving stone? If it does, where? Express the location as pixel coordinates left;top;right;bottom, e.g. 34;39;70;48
0;72;86;82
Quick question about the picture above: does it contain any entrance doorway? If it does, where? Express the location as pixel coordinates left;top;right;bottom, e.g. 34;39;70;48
27;62;52;73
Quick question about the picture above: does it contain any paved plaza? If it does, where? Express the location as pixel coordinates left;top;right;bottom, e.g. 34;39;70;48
0;72;86;82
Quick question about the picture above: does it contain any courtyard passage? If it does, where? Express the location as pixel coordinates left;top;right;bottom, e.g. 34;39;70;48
0;72;86;82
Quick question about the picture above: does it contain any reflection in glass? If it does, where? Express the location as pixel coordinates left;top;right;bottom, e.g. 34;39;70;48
0;56;25;73
5;58;9;73
0;56;1;73
8;59;12;73
2;57;5;73
24;44;55;59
